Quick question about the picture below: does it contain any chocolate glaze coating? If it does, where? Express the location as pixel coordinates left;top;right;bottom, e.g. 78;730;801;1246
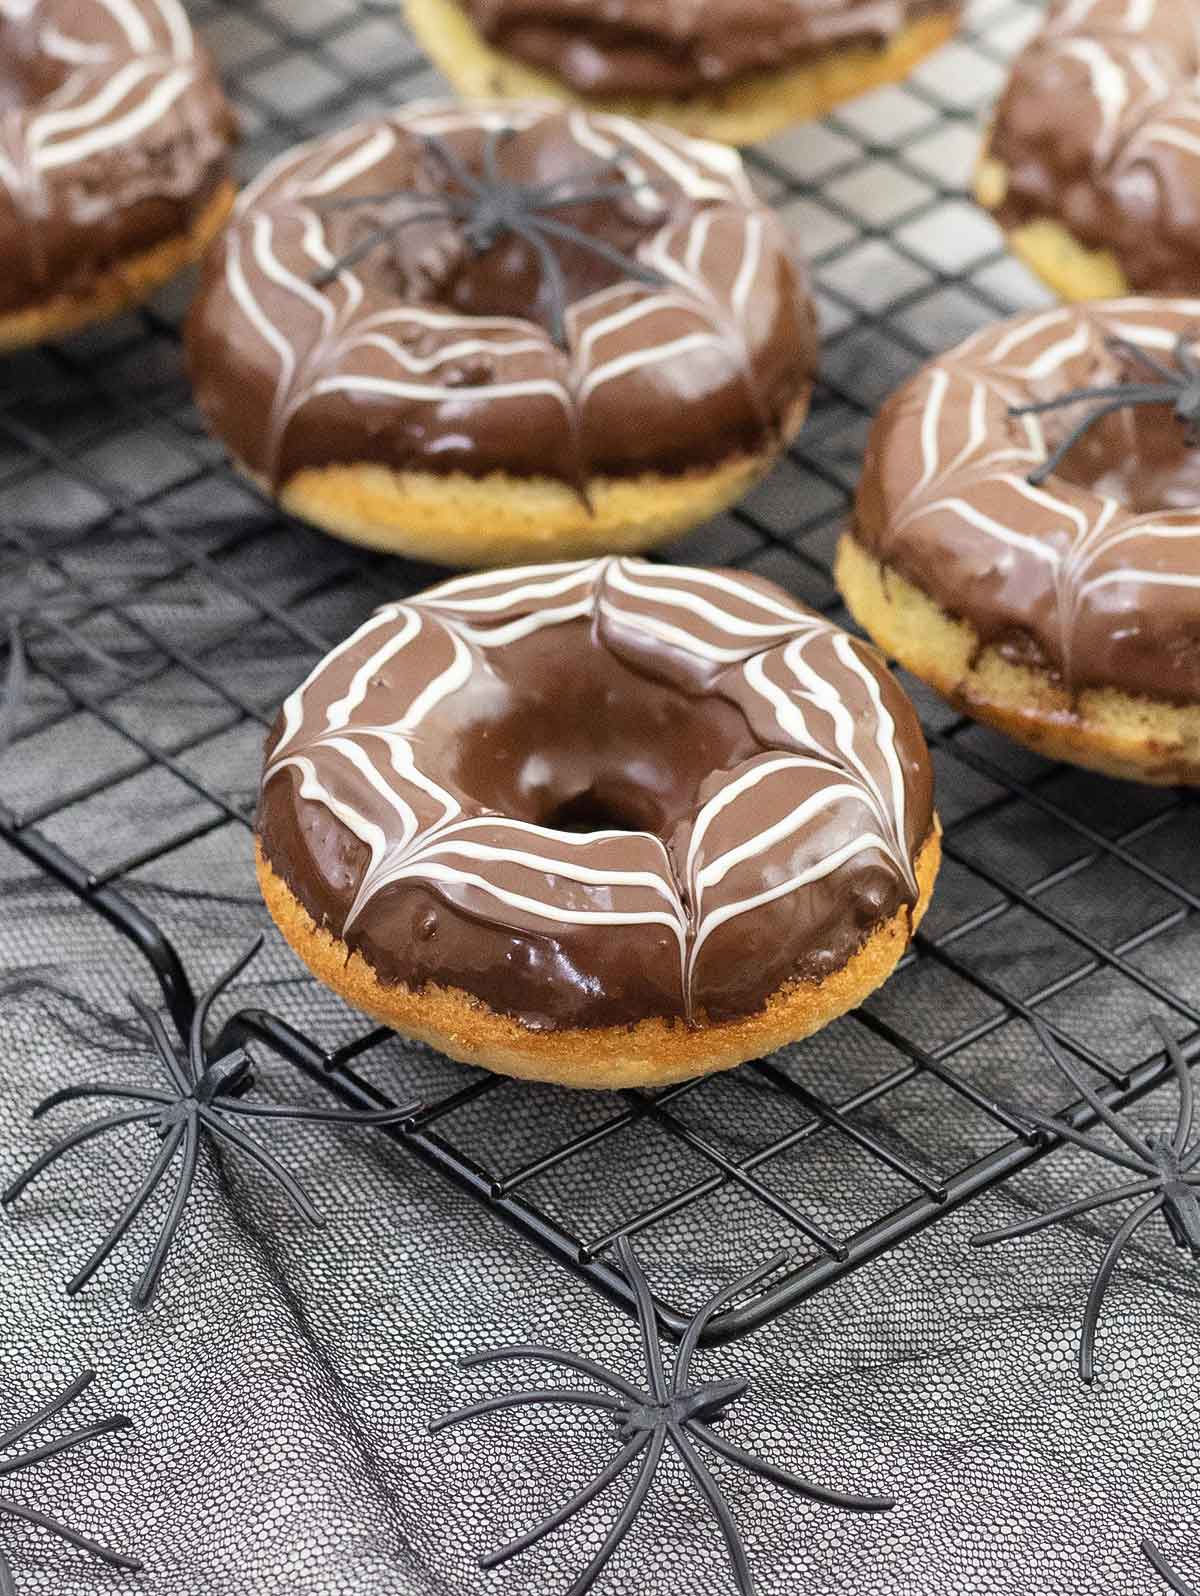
185;102;816;491
855;300;1200;704
258;559;934;1032
458;0;960;97
987;0;1200;290
0;0;234;314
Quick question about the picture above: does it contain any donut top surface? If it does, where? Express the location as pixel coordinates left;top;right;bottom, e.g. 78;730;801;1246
988;0;1200;289
458;0;959;96
0;0;234;313
258;559;934;1032
185;101;816;490
855;299;1200;704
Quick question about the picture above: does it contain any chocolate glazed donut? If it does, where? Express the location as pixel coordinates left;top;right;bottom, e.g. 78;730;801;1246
256;559;940;1090
404;0;962;146
977;0;1200;299
0;0;236;350
839;299;1200;784
186;102;817;566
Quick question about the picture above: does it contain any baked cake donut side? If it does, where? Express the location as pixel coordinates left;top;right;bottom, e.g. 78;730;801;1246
256;559;940;1089
0;0;236;350
186;102;817;566
976;0;1200;300
404;0;961;147
838;300;1200;784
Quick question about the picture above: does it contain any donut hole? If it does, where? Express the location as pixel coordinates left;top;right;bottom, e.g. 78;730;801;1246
438;618;761;840
541;789;653;834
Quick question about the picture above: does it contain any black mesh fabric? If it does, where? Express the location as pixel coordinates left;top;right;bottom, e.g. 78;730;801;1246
1;0;1200;1592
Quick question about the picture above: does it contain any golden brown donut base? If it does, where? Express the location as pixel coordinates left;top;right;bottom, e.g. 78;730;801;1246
405;0;958;145
257;828;941;1089
0;182;237;353
836;534;1200;785
974;155;1129;302
245;394;811;566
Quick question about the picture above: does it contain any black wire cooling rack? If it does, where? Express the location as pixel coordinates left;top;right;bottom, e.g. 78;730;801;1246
3;0;1199;1344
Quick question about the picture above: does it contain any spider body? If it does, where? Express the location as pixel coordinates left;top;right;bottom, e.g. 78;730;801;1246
431;1235;892;1596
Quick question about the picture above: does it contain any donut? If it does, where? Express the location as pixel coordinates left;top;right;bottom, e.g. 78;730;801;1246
0;0;236;351
976;0;1200;301
186;101;817;567
837;299;1200;785
256;558;940;1089
404;0;962;146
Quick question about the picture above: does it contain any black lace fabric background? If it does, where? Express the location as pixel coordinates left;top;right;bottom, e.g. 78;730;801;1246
1;0;1199;1592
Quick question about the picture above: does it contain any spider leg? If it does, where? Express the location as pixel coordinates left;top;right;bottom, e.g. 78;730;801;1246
419;133;483;198
525;153;633;200
459;1344;644;1403
32;1081;169;1116
66;1123;184;1297
1011;382;1178;416
1031;1018;1156;1163
1078;1193;1163;1382
1104;335;1184;385
687;1421;894;1512
508;219;572;349
1174;330;1200;381
0;1546;12;1596
0;1415;132;1478
971;1177;1161;1246
1151;1017;1199;1156
1143;1537;1199;1596
129;993;192;1096
209;1097;412;1128
674;1251;791;1395
0;614;27;755
0;1372;94;1452
429;1389;622;1435
532;214;666;289
564;1428;665;1596
669;1421;756;1596
131;1117;201;1311
3;1110;158;1205
1020;392;1181;485
1019;1111;1151;1177
613;1236;669;1402
0;1502;141;1571
189;936;264;1081
481;125;507;187
480;1435;647;1569
198;1108;324;1225
311;210;451;286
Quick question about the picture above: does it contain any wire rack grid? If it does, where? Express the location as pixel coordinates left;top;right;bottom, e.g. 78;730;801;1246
3;0;1199;1343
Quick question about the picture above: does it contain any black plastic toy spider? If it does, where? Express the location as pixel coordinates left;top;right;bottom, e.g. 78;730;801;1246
3;935;412;1310
1145;1536;1198;1596
1011;330;1200;486
972;1016;1200;1382
312;126;665;346
0;1369;141;1593
431;1235;893;1596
